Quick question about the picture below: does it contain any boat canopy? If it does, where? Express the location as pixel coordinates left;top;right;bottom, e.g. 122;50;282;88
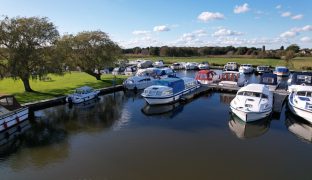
195;70;217;80
295;85;312;92
238;84;270;95
221;71;240;82
155;78;185;94
289;72;312;85
275;66;289;73
260;73;277;85
0;94;22;111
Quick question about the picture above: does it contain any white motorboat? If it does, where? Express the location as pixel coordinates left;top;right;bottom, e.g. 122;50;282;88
124;66;137;76
239;64;254;74
273;66;290;77
170;62;185;70
123;76;156;90
112;67;125;75
198;62;210;70
0;95;29;132
137;60;153;68
155;67;176;78
218;71;246;87
66;86;100;104
136;68;158;76
255;65;271;75
260;73;278;91
288;85;312;123
287;72;312;93
230;84;273;122
224;62;238;71
184;62;199;70
141;77;200;105
153;60;165;68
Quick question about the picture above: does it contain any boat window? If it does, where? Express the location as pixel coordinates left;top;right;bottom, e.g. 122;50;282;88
237;91;244;95
262;94;268;99
307;92;312;97
297;91;306;96
238;91;262;97
146;78;151;81
297;75;312;84
138;79;146;82
262;77;275;84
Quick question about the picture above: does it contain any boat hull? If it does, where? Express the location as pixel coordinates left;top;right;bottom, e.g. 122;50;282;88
230;106;271;122
288;97;312;123
143;85;199;105
0;107;29;132
66;91;100;104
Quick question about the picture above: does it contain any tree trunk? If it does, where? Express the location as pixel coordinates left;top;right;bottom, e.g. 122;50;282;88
85;71;101;80
21;78;33;92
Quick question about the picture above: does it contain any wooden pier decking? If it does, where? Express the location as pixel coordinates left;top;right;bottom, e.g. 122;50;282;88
180;83;289;113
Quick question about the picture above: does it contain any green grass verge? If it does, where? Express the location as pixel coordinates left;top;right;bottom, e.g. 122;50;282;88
0;72;127;104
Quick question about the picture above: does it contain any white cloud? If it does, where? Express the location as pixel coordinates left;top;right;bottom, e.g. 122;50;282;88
153;25;170;32
214;37;287;46
280;31;297;38
234;3;250;14
281;11;292;17
119;36;163;48
291;14;304;20
197;11;225;22
276;5;282;9
193;29;208;37
132;30;150;35
302;25;312;31
280;25;312;39
300;36;312;43
212;28;243;37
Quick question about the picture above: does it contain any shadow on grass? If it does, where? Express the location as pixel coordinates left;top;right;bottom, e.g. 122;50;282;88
16;78;126;104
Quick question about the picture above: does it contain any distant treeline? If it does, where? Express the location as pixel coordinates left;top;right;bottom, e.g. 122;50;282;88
122;45;310;59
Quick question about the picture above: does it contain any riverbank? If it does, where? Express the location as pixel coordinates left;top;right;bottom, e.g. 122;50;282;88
0;72;127;104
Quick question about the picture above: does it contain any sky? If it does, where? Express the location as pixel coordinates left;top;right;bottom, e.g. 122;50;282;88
0;0;311;49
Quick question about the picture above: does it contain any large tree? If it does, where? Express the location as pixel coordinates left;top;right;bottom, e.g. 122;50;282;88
59;31;121;80
0;16;60;92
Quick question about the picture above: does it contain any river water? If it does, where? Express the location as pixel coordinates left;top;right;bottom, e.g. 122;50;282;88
0;70;311;180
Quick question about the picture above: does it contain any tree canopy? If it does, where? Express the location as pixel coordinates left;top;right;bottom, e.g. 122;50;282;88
58;31;121;80
0;16;60;92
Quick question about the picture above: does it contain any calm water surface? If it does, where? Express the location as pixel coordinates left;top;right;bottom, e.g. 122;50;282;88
0;71;311;180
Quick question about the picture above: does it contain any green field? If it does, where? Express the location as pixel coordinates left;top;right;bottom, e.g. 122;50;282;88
129;56;312;70
0;72;127;104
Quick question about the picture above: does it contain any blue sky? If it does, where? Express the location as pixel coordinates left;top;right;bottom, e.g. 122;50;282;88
0;0;311;49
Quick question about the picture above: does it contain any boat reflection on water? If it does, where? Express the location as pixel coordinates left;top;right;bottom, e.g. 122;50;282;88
220;93;236;104
228;113;271;139
285;112;312;143
35;92;125;134
141;102;184;118
0;120;31;158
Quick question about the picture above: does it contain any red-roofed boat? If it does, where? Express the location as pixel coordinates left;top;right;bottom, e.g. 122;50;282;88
195;70;220;85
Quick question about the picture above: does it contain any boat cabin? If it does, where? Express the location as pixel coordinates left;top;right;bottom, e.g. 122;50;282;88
220;72;240;82
196;70;217;80
260;73;277;86
0;95;22;115
288;72;312;86
154;78;185;94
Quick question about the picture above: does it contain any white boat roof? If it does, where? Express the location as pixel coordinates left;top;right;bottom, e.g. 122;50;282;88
295;85;312;92
222;71;240;74
238;84;269;94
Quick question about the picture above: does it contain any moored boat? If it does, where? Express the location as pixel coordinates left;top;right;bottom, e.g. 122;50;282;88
273;66;290;77
66;86;100;104
198;62;210;70
124;66;137;76
239;64;254;74
230;84;273;122
288;85;312;123
170;62;185;70
255;65;271;75
218;71;246;87
195;70;219;85
224;62;238;71
141;77;200;105
0;95;29;132
123;76;156;90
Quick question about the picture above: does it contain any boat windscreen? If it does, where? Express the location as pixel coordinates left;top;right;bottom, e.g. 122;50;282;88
276;68;289;73
237;91;264;98
297;91;312;97
295;75;312;85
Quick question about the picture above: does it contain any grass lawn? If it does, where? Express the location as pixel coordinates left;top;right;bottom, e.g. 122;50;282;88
129;56;312;70
0;72;127;104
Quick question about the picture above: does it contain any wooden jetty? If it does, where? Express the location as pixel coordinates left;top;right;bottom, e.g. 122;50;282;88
180;83;289;113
